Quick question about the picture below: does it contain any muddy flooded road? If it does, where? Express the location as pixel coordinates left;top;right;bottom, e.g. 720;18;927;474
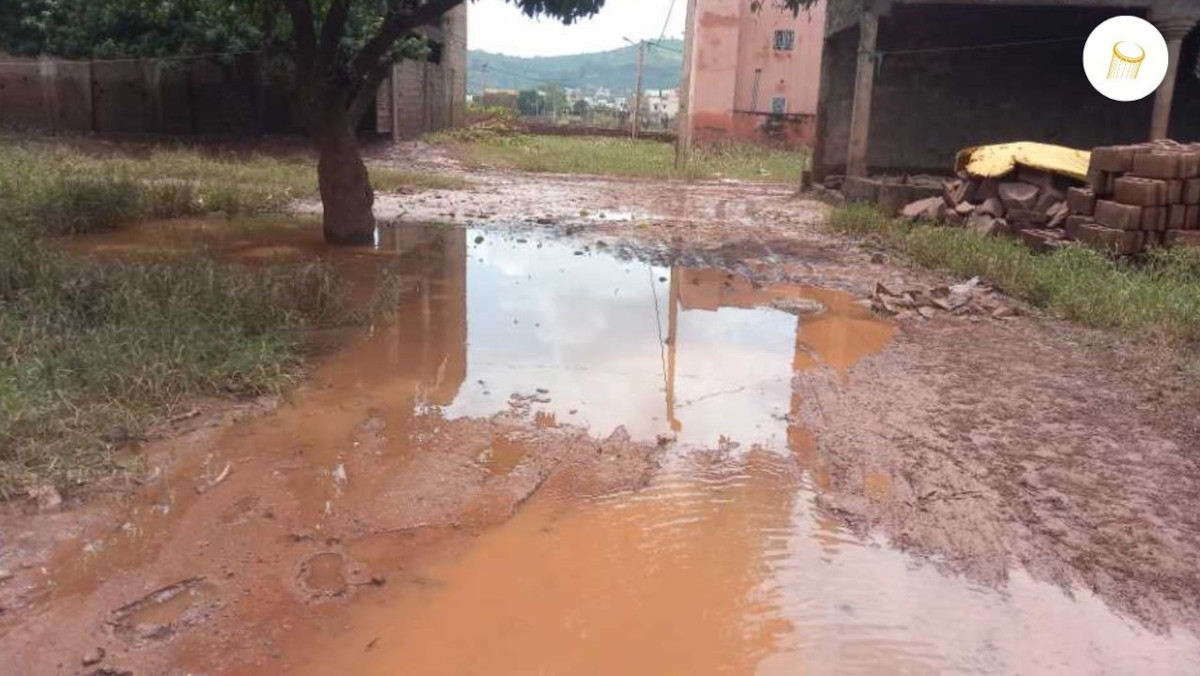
4;209;1200;674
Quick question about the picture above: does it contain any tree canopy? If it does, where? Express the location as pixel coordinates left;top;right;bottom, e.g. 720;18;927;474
0;0;817;61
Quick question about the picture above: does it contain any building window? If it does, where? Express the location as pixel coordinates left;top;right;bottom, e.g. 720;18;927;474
774;30;795;51
771;97;787;115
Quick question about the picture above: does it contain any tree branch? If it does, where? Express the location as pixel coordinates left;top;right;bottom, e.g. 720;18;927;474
318;0;351;70
350;0;465;78
347;60;394;125
286;0;317;73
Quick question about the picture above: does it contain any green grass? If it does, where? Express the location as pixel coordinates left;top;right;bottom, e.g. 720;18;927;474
0;140;381;497
830;203;1200;347
0;137;469;234
428;131;809;182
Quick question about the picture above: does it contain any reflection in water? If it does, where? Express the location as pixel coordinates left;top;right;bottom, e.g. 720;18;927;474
438;233;892;449
60;220;1200;674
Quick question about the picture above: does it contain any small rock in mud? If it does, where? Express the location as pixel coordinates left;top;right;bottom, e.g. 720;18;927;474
770;297;826;315
28;485;62;512
0;570;13;583
81;646;106;666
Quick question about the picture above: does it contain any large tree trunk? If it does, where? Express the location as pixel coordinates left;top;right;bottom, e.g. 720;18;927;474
314;115;375;245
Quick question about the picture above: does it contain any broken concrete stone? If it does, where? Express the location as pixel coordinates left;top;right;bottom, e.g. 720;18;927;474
1045;201;1070;229
998;182;1040;212
1034;186;1067;214
82;647;106;667
1007;209;1049;229
900;196;944;221
1016;166;1062;192
966;212;1000;237
1066;187;1096;215
978;197;1005;217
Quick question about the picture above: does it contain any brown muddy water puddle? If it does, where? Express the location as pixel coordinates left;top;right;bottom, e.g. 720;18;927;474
43;218;1200;674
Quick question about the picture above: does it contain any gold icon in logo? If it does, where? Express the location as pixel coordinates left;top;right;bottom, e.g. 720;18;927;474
1107;41;1145;79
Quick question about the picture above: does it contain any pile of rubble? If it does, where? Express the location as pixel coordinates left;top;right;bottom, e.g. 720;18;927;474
869;277;1017;320
900;165;1077;253
1066;140;1200;255
898;140;1200;256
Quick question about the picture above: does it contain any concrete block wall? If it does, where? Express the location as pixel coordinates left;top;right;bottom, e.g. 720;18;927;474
815;2;1200;177
0;48;464;139
0;60;46;128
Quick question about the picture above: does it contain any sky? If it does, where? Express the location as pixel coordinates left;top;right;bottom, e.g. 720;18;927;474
466;0;687;57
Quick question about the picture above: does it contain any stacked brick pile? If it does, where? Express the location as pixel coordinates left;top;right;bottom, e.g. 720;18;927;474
1065;141;1200;255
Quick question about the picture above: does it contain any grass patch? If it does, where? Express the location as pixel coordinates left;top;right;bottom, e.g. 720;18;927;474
0;137;468;234
0;139;393;497
428;131;808;182
829;203;1200;346
0;232;346;497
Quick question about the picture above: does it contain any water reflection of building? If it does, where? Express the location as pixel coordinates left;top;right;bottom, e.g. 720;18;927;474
667;266;893;463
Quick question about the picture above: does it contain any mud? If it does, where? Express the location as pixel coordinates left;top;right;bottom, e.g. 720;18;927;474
3;156;1200;674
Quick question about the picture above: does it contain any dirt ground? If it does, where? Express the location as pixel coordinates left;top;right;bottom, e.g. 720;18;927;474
2;143;1200;674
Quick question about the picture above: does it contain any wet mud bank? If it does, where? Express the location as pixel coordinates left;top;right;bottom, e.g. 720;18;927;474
2;173;1200;673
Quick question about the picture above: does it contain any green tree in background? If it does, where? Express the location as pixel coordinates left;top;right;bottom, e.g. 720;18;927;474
517;89;542;116
0;0;815;243
0;0;607;244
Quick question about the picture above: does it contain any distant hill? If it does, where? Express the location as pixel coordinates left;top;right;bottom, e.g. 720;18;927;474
468;40;684;95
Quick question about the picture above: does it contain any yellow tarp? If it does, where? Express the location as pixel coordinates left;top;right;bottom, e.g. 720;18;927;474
955;142;1091;183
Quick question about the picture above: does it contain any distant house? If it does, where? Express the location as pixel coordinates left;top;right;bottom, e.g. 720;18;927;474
645;88;680;127
479;88;520;111
812;0;1199;178
681;0;827;147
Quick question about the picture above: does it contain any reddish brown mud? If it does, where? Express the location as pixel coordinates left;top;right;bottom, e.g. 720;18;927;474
2;159;1200;674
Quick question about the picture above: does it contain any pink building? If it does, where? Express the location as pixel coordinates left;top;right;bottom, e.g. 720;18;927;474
684;0;826;147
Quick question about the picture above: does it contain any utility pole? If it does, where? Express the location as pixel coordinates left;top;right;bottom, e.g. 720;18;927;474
674;0;698;170
632;40;645;139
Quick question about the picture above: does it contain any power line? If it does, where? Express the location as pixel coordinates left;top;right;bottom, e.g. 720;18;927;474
659;0;679;42
877;35;1086;57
